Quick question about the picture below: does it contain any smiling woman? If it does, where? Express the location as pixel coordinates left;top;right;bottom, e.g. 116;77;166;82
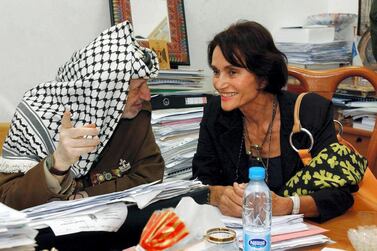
210;47;262;112
192;20;365;223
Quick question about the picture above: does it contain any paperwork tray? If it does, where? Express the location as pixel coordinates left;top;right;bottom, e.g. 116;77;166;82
35;187;208;251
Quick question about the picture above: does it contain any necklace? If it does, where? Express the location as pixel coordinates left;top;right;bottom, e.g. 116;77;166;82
243;96;277;179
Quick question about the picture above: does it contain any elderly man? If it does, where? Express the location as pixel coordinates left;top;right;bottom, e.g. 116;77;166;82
0;21;164;210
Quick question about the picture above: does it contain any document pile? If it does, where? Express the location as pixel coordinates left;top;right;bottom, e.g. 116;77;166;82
334;93;377;132
276;40;352;65
149;69;205;92
221;214;330;250
342;107;377;131
22;180;203;236
152;107;203;180
0;203;37;251
275;25;335;43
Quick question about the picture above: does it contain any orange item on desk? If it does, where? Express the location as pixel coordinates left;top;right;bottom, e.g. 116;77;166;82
138;209;189;251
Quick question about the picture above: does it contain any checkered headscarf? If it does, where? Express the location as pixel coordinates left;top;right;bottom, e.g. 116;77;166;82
0;21;159;177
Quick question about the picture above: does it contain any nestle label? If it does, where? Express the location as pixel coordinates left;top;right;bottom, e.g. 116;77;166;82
244;233;270;251
249;238;267;247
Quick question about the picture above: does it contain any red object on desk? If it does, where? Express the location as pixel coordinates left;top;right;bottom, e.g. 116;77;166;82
138;209;189;250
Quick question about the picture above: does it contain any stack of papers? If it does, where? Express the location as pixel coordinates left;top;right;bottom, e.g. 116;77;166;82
152;107;203;180
222;214;307;235
276;40;352;65
23;180;204;236
0;203;37;250
339;102;377;132
221;214;330;250
149;69;205;92
275;25;335;43
272;233;330;251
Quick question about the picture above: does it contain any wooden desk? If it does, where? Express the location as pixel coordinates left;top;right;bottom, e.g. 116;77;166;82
0;122;10;154
308;211;377;250
342;126;371;157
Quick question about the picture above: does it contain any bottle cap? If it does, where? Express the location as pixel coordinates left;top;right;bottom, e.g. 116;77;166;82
248;166;265;180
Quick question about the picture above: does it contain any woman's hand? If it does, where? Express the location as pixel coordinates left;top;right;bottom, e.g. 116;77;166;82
53;110;100;172
271;191;293;215
209;183;246;217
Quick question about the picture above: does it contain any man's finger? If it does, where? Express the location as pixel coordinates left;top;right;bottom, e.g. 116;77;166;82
69;127;99;139
61;111;73;129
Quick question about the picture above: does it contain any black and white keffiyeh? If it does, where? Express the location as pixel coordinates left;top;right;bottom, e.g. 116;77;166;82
0;21;159;177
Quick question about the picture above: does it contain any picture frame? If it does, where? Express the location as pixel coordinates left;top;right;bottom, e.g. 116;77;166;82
358;29;377;69
109;0;190;68
358;0;372;35
357;0;377;69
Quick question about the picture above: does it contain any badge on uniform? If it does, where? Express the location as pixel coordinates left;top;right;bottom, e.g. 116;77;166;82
90;158;131;185
118;159;131;173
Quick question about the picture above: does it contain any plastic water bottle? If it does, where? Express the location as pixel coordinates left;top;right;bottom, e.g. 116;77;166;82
242;166;272;251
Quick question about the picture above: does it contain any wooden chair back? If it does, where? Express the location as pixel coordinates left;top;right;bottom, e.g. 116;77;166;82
287;66;377;212
0;123;10;155
288;66;377;175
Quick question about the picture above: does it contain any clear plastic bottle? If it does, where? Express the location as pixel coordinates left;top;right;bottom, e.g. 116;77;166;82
242;166;272;251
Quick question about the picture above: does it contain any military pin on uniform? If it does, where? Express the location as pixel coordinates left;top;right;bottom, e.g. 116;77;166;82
118;159;131;173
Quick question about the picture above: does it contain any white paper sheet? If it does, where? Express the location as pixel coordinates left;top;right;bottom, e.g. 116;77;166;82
171;197;226;250
0;203;29;226
45;203;128;236
0;203;36;250
175;197;225;236
23;180;204;235
0;226;37;250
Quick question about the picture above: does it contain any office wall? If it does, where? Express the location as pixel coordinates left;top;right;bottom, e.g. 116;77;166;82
0;0;111;122
184;0;358;77
0;0;358;121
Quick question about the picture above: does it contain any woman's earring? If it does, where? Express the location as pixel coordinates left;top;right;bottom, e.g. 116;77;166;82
256;79;267;90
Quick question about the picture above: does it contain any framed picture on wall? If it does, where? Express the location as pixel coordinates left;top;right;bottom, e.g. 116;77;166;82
109;0;190;68
357;0;377;69
358;0;372;35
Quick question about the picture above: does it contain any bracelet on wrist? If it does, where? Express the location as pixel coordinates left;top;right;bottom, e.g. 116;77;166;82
45;154;70;176
207;187;211;204
289;194;300;214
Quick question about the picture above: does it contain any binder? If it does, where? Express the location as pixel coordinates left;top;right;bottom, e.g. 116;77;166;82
151;93;214;110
